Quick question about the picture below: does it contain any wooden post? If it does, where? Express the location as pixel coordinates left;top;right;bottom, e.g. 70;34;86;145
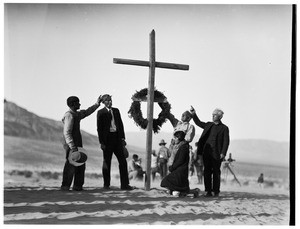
145;30;155;190
113;29;189;190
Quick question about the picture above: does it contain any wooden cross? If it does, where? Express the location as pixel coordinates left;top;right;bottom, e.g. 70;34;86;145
113;29;189;190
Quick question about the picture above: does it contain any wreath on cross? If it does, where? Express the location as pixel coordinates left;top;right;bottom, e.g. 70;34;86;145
128;88;171;133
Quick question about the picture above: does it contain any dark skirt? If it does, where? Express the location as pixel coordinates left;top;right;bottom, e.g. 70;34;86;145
161;166;190;192
160;142;190;192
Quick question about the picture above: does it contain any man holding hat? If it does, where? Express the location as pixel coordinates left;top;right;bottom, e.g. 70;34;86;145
61;95;102;191
97;94;134;190
157;139;170;179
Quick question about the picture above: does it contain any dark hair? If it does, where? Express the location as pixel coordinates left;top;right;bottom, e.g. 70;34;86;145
101;94;111;103
174;130;186;141
67;96;79;107
132;154;138;159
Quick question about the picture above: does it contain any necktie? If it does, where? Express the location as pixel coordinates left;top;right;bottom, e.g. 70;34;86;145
109;109;117;132
108;109;112;121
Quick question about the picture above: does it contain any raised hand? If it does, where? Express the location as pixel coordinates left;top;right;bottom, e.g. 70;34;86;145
96;95;102;105
190;105;196;115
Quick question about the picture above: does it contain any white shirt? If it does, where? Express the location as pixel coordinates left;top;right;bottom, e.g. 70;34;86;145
106;107;117;132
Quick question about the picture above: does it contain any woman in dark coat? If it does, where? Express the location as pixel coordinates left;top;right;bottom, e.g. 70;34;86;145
161;130;190;195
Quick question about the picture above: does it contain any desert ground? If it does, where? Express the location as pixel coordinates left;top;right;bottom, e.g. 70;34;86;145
3;171;290;225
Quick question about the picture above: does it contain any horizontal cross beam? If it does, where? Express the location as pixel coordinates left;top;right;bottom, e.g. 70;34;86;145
113;58;189;71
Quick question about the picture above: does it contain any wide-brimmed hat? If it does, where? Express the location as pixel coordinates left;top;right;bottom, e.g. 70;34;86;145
159;139;167;145
68;147;88;167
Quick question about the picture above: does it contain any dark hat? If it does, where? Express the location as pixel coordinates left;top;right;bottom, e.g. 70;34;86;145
159;139;167;145
77;152;88;163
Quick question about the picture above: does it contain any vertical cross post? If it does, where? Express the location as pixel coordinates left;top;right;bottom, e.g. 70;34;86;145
113;29;189;190
145;30;155;190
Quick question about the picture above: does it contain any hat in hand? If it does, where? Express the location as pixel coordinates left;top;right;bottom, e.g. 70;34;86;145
68;147;88;166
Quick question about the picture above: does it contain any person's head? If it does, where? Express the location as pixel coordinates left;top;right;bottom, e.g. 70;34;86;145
67;96;80;111
212;108;224;123
181;111;192;122
159;139;167;146
102;94;112;109
173;130;186;144
132;154;139;161
152;150;156;155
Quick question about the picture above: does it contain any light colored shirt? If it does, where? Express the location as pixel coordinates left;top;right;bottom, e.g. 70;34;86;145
62;103;99;149
151;154;158;168
106;107;117;132
128;159;142;172
174;121;195;143
158;146;171;159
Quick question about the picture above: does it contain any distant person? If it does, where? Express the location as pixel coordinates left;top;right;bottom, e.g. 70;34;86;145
97;94;134;190
161;130;190;196
128;154;145;181
190;106;230;197
227;153;235;163
151;150;160;181
257;173;264;189
61;95;102;191
192;142;204;184
189;145;195;176
157;139;171;179
167;111;195;166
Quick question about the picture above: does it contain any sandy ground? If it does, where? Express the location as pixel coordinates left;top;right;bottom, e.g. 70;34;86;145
3;173;290;225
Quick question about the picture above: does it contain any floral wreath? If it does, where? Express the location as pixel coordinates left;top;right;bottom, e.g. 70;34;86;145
128;88;171;133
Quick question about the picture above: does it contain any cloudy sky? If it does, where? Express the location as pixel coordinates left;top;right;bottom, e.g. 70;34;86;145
4;3;293;142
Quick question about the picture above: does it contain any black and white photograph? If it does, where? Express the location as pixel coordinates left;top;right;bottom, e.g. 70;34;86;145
2;1;296;226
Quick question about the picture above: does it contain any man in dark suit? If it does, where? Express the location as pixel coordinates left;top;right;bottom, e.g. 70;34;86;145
97;94;134;190
190;107;230;197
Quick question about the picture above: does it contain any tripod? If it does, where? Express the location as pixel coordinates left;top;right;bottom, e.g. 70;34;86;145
222;161;241;186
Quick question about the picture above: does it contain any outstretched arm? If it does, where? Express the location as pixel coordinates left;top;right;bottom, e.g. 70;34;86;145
190;106;206;129
79;95;102;119
166;112;179;128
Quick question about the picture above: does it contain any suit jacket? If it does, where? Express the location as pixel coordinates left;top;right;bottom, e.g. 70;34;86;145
193;113;230;160
97;107;125;145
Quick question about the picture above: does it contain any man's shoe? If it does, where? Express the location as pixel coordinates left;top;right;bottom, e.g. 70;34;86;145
72;187;83;191
103;186;110;190
121;185;135;190
214;192;220;197
204;192;213;197
60;186;70;191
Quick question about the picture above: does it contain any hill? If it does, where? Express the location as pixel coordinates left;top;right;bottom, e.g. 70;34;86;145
4;100;289;167
4;100;99;146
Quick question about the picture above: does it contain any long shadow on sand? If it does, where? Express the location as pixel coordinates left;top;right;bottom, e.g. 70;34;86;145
4;187;290;225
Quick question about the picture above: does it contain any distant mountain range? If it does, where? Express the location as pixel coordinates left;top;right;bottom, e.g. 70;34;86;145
4;100;98;146
4;100;290;167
